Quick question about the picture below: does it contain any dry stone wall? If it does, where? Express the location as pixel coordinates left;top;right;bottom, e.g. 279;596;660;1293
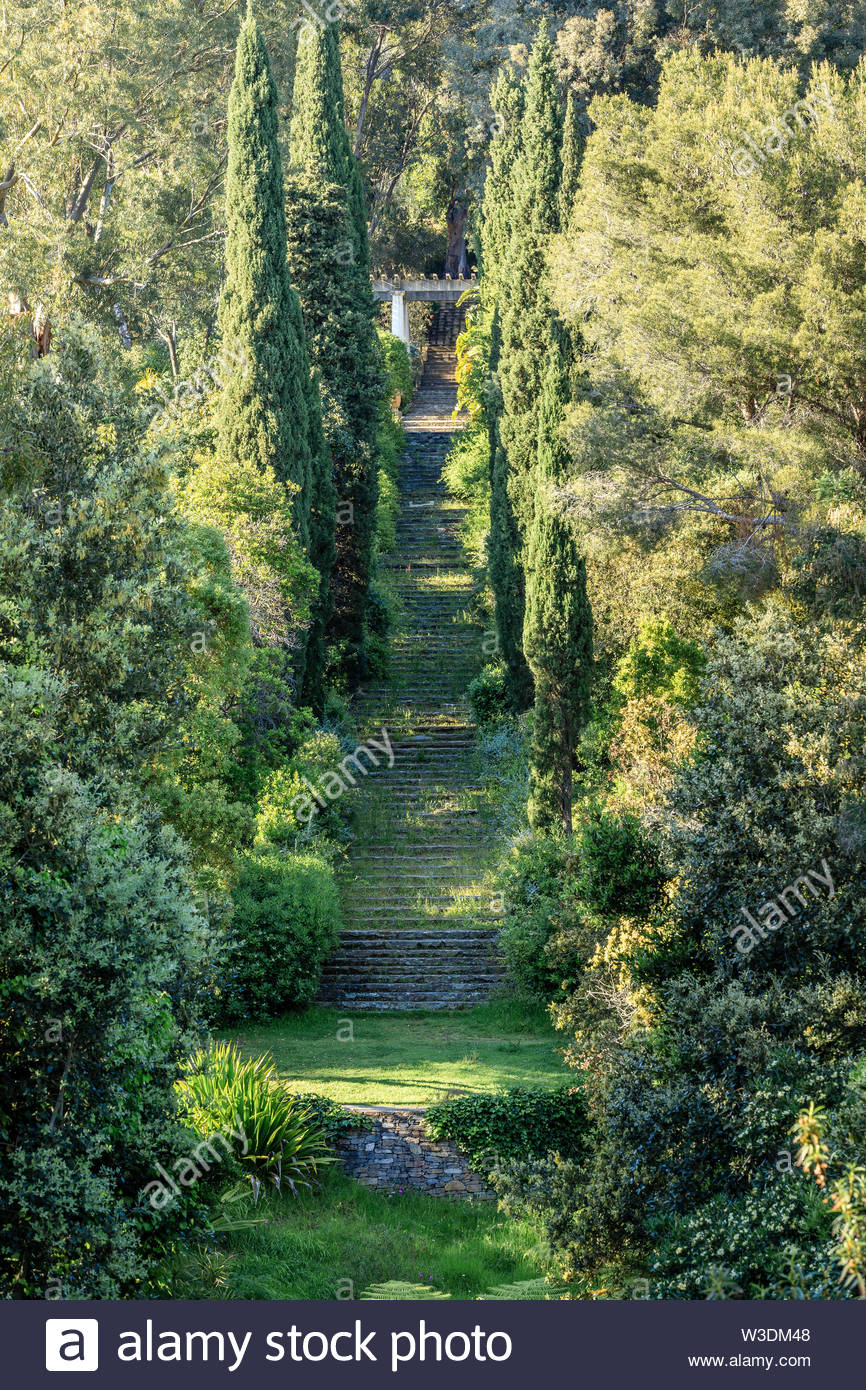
336;1106;492;1198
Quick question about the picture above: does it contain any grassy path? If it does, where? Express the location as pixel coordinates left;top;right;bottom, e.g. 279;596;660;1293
193;1174;551;1300
228;1001;564;1104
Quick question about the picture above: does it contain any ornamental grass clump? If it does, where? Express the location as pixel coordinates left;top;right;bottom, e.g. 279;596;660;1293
176;1042;332;1198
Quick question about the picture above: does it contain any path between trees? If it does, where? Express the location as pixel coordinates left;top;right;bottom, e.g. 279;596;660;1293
320;312;505;1009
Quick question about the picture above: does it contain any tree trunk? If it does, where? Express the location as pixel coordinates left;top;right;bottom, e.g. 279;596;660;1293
445;189;468;277
66;157;101;223
0;162;15;227
354;26;386;156
558;756;572;828
157;323;179;378
32;304;51;357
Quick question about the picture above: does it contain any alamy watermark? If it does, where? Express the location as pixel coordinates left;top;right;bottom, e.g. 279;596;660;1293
293;727;395;825
729;858;835;956
727;84;833;178
141;1117;248;1209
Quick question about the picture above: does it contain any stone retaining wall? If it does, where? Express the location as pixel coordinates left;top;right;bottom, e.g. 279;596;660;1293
336;1107;492;1199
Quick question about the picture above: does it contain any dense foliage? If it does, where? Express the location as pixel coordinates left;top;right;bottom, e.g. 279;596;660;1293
426;1087;587;1168
219;851;342;1023
458;20;866;1302
0;667;219;1298
5;0;866;1306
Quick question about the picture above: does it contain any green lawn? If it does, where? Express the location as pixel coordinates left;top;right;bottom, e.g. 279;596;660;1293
176;1172;554;1300
225;1000;567;1104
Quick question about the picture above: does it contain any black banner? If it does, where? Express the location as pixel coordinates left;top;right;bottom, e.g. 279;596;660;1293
7;1299;862;1389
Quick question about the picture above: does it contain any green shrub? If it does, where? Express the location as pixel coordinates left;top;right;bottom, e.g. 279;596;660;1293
443;423;489;563
612;618;706;706
477;717;531;838
375;461;400;556
496;834;583;1000
176;1043;332;1196
374;329;408;561
575;809;664;917
468;664;511;726
648;1171;837;1299
496;815;663;1000
377;329;413;408
226;650;315;804
362;581;393;682
255;730;350;846
293;1093;374;1139
221;850;341;1020
426;1086;587;1169
0;669;220;1299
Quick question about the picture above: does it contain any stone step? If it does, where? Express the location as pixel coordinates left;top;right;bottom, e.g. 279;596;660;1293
319;337;502;1009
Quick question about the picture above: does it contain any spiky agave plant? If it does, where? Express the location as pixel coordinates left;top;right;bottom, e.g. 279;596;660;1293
176;1041;333;1196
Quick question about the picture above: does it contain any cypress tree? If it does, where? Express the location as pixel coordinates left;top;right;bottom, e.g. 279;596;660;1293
523;334;593;832
497;21;563;547
489;432;532;709
217;6;315;538
288;19;381;682
523;505;593;834
479;67;525;301
486;24;563;709
289;22;346;184
302;365;338;712
558;89;583;231
324;22;372;276
536;317;575;483
217;5;330;691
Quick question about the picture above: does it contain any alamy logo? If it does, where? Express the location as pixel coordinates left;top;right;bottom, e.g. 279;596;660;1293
45;1319;99;1372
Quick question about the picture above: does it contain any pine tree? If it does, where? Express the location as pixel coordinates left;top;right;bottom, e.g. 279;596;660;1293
216;6;327;687
288;19;382;682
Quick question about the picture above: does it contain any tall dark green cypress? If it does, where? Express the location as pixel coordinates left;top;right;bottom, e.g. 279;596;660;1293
488;23;563;709
558;89;583;231
289;22;345;182
489;430;531;708
218;6;315;540
301;359;338;712
479;67;525;302
323;22;371;277
217;5;331;689
289;20;381;682
478;67;532;706
523;334;593;833
498;22;563;544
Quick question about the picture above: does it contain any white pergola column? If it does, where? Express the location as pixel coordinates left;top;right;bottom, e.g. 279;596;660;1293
391;290;410;347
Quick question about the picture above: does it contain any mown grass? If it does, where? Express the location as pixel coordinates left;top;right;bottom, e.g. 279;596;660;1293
186;1172;553;1300
226;999;566;1104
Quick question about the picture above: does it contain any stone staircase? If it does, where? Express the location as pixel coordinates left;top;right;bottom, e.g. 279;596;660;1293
320;318;504;1010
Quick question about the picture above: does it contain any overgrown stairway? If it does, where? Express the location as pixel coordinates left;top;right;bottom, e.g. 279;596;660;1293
320;310;505;1010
